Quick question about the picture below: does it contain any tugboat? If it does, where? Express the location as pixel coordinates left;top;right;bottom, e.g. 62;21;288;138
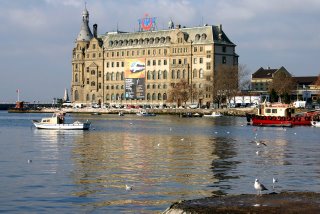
32;112;90;130
246;102;317;127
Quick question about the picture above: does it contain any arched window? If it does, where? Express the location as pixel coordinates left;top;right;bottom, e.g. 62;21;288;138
91;81;95;86
158;93;162;100
111;72;115;81
75;74;78;82
171;70;175;79
152;93;156;100
163;93;167;100
92;94;96;101
163;70;168;79
183;70;186;79
74;90;79;101
121;93;124;100
147;93;151;100
121;72;124;80
86;94;89;101
193;69;197;78
177;70;181;79
116;72;120;81
116;94;120;100
111;93;115;100
147;71;151;80
163;84;167;89
91;70;95;75
199;69;204;79
152;70;156;80
106;72;110;81
158;70;162;79
106;94;110;100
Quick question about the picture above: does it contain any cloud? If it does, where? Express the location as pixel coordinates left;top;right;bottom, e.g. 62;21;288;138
45;0;82;7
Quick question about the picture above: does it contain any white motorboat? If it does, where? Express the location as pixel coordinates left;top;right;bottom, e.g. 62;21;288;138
32;112;90;130
136;111;156;116
311;121;320;127
203;112;222;117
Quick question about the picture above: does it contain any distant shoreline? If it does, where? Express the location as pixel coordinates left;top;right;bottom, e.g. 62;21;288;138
7;107;257;117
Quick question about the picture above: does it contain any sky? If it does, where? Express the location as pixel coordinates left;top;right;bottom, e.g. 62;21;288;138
1;0;320;103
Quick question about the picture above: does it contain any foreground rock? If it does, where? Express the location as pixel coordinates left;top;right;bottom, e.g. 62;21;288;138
163;192;320;213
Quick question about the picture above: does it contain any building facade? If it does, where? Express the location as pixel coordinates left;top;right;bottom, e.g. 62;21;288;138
71;7;238;107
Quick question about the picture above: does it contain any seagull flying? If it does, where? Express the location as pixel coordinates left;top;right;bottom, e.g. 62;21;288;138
254;179;268;195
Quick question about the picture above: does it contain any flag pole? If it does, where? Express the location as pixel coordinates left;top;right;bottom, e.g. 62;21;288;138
17;89;20;102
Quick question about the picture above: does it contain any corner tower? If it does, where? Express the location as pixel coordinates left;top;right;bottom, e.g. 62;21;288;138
71;6;93;103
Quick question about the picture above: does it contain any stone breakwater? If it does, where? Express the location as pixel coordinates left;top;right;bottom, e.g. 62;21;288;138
9;107;257;117
162;192;320;214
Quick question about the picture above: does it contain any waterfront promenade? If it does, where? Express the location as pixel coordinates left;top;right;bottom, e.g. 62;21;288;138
8;106;257;117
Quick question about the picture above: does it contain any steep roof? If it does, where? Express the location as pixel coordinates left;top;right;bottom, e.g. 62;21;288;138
101;25;235;48
292;76;318;85
252;67;277;78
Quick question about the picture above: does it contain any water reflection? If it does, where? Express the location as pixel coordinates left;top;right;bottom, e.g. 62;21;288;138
2;112;319;213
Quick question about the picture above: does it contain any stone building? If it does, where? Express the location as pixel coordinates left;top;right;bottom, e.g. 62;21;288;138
71;7;238;107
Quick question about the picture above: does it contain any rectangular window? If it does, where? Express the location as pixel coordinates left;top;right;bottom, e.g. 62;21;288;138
173;59;176;65
153;60;156;66
184;58;187;64
147;60;150;66
194;47;197;52
193;58;197;64
222;56;226;64
143;50;145;55
199;58;203;64
117;52;119;57
116;62;119;67
164;59;167;65
222;46;226;53
178;59;182;64
206;62;211;70
112;52;114;57
121;62;124;67
93;53;96;58
200;46;203;52
158;60;161;65
106;62;109;68
86;78;89;84
111;62;114;67
93;44;96;49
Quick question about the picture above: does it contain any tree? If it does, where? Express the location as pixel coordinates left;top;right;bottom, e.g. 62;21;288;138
269;71;294;103
213;64;239;108
168;79;194;106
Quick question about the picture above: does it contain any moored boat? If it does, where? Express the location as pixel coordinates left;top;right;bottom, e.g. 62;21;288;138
203;112;222;117
246;102;318;127
32;112;90;130
136;111;156;116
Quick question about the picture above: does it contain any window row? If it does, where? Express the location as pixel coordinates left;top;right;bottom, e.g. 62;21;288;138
107;48;168;58
105;93;168;101
109;37;171;47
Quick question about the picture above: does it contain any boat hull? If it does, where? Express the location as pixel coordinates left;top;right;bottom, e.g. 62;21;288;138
311;121;320;127
33;121;90;130
248;115;312;127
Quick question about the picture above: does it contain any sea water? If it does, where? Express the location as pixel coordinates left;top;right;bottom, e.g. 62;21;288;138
0;111;319;213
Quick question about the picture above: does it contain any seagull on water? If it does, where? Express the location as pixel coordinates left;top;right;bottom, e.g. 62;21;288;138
125;184;133;191
254;179;268;195
273;177;278;189
250;140;267;146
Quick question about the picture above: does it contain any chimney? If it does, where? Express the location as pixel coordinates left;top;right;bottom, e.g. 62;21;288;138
93;24;98;38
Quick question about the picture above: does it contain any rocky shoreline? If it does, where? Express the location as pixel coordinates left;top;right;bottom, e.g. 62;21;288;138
163;192;320;213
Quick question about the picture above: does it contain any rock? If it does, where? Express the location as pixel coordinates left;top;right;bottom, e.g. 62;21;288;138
163;192;320;213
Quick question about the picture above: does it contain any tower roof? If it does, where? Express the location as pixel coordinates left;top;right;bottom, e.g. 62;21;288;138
76;7;93;42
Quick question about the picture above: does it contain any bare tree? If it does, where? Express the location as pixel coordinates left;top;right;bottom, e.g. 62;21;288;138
268;71;294;103
213;64;239;107
168;79;193;107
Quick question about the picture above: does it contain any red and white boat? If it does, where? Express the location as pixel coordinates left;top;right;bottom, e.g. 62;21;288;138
246;102;318;127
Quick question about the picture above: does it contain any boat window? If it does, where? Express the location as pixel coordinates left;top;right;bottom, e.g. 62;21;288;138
272;109;277;113
266;109;271;113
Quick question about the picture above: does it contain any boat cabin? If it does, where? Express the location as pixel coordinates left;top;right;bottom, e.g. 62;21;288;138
40;113;65;124
258;103;294;117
